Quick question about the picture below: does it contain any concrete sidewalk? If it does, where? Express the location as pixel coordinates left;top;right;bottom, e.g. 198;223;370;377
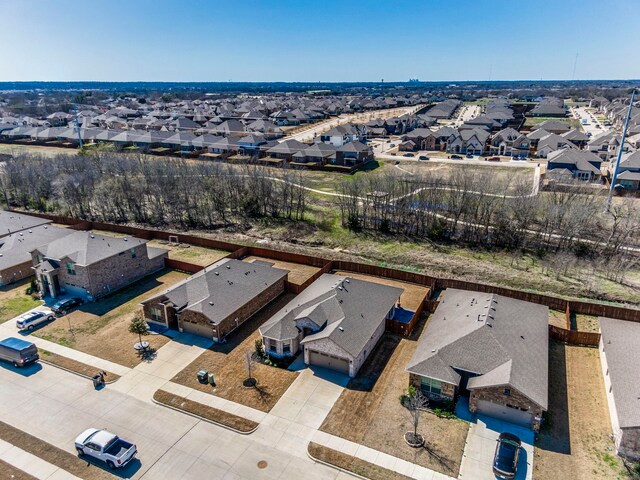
0;438;82;480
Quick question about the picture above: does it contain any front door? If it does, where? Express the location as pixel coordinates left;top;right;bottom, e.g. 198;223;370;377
51;275;60;297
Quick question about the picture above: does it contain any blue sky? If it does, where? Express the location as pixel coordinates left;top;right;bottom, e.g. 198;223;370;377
1;0;638;82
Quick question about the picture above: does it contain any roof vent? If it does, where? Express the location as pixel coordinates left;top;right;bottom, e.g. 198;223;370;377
338;327;344;332
486;322;493;327
337;286;343;290
209;301;214;306
123;237;128;241
226;265;231;269
215;272;219;276
28;230;32;233
520;335;525;340
90;235;95;239
345;279;350;283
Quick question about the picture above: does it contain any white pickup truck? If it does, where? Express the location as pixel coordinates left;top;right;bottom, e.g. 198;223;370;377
75;428;137;469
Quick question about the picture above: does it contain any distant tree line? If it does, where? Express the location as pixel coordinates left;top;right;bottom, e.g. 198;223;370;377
0;152;307;229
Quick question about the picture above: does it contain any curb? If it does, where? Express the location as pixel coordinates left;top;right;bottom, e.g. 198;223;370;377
39;359;119;384
306;445;370;480
151;396;259;435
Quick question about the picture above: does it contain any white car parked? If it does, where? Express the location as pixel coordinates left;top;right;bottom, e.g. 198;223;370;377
16;309;55;331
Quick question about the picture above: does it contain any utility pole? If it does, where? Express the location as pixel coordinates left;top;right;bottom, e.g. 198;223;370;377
73;105;83;148
605;89;636;213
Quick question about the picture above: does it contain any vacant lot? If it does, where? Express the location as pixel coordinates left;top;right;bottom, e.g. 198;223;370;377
241;255;320;287
33;269;189;367
320;319;468;477
172;293;299;412
0;279;43;323
332;270;429;311
534;342;623;479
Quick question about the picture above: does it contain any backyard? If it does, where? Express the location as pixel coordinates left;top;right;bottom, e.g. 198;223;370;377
534;342;625;479
319;317;469;478
32;269;189;368
171;292;299;412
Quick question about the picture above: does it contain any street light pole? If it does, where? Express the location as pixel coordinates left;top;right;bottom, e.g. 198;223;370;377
605;89;636;213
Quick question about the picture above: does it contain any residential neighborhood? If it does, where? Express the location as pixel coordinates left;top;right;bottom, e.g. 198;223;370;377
1;1;640;480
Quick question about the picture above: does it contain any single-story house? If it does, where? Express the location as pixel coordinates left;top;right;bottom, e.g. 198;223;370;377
546;149;602;182
259;274;403;377
141;259;288;341
32;231;167;301
406;288;548;430
599;317;640;459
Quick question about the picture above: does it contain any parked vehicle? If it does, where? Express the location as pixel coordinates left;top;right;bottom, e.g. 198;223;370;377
16;309;55;331
75;428;137;469
51;297;83;315
0;337;39;367
486;156;501;162
465;153;474;158
403;153;414;157
450;154;463;159
492;432;521;479
418;155;430;160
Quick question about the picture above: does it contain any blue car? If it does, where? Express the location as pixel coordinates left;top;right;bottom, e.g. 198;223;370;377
493;432;521;479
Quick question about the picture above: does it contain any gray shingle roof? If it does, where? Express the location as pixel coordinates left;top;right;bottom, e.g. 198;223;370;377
148;258;288;326
0;225;74;271
35;231;153;266
0;211;52;237
260;274;402;358
600;317;640;428
407;288;549;409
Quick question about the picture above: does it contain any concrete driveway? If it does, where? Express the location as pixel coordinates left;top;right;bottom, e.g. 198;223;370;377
0;361;347;479
458;412;534;480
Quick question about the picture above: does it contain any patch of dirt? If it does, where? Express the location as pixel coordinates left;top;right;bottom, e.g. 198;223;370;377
534;342;623;479
171;293;299;412
549;309;568;329
153;390;257;433
34;269;189;368
308;442;413;480
320;320;468;477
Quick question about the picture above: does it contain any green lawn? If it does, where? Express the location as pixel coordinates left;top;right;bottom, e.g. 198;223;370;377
0;295;43;323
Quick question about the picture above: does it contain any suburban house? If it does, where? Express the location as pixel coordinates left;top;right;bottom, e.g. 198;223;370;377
599;317;640;459
31;231;168;301
317;123;365;147
0;211;52;238
546;149;602;182
0;225;74;287
535;133;576;158
291;143;337;165
447;128;489;155
335;140;374;165
141;259;288;340
531;120;571;135
406;288;548;430
489;128;530;158
529;98;566;117
259;274;403;377
561;129;590;148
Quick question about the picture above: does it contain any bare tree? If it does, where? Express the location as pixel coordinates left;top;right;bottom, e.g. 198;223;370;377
401;388;428;447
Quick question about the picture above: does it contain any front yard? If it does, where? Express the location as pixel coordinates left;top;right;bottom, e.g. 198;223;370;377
171;293;299;412
0;279;43;323
319;318;469;478
33;269;189;368
534;341;624;479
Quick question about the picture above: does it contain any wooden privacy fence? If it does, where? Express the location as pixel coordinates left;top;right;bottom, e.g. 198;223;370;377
549;325;601;347
11;210;640;333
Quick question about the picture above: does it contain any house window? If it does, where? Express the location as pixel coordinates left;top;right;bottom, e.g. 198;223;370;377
131;248;137;258
66;262;75;275
420;377;442;395
150;307;162;323
270;343;277;353
503;388;511;396
283;343;291;354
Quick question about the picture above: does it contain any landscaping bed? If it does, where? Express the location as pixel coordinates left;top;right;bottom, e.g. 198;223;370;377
171;293;299;412
320;324;468;477
153;389;258;433
33;269;189;368
0;421;117;480
534;341;623;479
308;442;413;480
0;460;38;480
39;350;120;382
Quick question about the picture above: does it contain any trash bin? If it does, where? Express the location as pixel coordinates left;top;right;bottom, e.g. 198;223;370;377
196;370;208;384
92;372;105;388
208;373;215;386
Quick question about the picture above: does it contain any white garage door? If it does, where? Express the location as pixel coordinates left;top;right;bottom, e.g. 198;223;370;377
181;321;214;339
308;350;350;375
476;399;533;428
